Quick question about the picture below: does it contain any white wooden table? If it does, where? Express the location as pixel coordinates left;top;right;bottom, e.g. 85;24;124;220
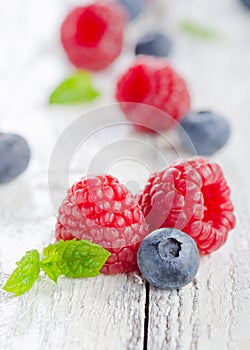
1;0;250;349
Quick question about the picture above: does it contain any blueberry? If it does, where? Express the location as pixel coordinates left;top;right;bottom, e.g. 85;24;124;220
135;32;172;57
0;133;31;183
137;228;199;290
241;0;250;9
116;0;144;20
178;110;231;156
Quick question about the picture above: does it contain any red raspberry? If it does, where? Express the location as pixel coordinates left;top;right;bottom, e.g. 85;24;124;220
61;2;127;71
138;157;236;254
116;56;191;132
55;175;149;274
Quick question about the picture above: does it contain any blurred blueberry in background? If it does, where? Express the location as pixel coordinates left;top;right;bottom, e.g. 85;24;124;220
117;0;144;20
0;133;31;183
179;110;231;156
241;0;250;9
135;31;172;57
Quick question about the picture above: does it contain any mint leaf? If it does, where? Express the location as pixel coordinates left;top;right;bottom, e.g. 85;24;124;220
3;240;110;297
43;242;59;258
3;250;40;296
40;254;61;283
179;20;218;40
42;239;110;278
49;71;100;105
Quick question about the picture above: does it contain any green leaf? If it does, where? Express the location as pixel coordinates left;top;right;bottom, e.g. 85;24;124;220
40;254;61;283
43;242;59;258
42;239;110;279
179;20;218;40
3;250;40;296
49;71;100;105
3;239;110;297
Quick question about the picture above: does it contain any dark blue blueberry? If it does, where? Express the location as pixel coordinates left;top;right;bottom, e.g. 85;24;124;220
135;32;172;57
137;228;199;290
117;0;144;20
179;110;231;156
0;133;31;184
241;0;250;9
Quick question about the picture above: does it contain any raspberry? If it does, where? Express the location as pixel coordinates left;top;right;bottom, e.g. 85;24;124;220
115;56;191;132
138;157;236;254
55;175;149;274
61;2;127;71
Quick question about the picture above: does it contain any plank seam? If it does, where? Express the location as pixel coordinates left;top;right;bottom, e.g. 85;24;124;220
143;282;150;350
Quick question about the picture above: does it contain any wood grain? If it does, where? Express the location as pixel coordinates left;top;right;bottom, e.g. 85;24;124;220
0;273;146;350
0;174;146;350
146;1;250;348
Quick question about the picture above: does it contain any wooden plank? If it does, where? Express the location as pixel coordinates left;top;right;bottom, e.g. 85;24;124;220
146;0;250;347
0;273;146;350
0;2;147;345
147;130;250;349
0;174;146;350
146;0;250;346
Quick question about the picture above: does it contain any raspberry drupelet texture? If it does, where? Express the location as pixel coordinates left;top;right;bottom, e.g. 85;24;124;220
61;2;127;71
116;56;191;132
56;175;149;274
138;157;235;254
